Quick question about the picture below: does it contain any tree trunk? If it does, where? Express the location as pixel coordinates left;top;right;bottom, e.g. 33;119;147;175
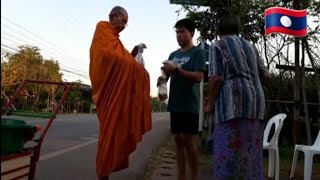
301;40;312;145
263;35;270;69
1;91;16;110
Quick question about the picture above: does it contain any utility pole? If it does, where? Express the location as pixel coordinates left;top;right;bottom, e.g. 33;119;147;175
301;40;312;145
293;0;301;144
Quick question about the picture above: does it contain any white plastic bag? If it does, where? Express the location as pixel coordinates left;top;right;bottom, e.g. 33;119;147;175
134;43;147;66
157;70;168;101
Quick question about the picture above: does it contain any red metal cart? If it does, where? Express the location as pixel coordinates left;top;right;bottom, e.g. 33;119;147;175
1;80;73;180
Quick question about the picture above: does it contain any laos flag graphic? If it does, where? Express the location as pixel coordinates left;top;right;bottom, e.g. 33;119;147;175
265;7;307;37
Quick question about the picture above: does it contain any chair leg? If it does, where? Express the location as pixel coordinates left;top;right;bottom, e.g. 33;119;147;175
268;149;275;178
275;149;280;180
303;152;314;180
289;148;299;178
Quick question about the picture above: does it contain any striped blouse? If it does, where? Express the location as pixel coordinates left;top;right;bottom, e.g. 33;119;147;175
208;35;270;124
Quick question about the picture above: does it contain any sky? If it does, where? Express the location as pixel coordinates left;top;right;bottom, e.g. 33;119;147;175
1;0;199;97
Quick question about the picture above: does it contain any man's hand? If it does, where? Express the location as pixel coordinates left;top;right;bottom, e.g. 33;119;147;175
157;76;167;87
131;45;139;57
204;98;214;113
161;60;177;75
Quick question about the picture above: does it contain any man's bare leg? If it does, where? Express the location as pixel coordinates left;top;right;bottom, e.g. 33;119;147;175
184;134;200;180
174;134;186;180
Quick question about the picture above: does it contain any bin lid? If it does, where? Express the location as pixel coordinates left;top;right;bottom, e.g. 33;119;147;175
1;118;30;128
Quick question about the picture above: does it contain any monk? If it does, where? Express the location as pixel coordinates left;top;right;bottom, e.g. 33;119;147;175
89;6;152;180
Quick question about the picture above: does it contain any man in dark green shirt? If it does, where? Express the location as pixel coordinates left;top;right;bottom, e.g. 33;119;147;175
158;19;206;180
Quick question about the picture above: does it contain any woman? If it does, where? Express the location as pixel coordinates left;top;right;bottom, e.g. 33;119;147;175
205;15;270;179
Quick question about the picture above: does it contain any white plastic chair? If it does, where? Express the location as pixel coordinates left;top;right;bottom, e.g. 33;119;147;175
263;113;287;180
290;130;320;180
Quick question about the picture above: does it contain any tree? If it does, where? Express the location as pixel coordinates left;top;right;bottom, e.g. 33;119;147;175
177;0;320;144
180;0;319;42
180;0;319;71
150;97;167;112
65;80;83;113
42;59;63;111
1;45;63;110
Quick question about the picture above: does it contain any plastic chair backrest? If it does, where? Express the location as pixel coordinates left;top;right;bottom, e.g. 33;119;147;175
313;130;320;147
263;113;287;146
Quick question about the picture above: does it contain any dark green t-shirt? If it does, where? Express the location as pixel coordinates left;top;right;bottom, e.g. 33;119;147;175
167;46;206;114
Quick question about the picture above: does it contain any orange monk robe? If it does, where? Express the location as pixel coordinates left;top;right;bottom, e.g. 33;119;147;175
89;21;152;178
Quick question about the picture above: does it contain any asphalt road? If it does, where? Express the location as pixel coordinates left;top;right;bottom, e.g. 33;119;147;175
5;113;170;180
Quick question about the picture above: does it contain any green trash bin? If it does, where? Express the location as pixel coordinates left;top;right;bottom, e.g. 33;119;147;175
1;118;35;155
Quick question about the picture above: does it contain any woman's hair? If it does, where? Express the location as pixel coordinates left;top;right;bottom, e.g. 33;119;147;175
217;15;241;36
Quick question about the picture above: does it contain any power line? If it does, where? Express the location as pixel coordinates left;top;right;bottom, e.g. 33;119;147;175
1;28;89;75
1;23;43;44
1;47;88;78
60;68;89;80
1;16;90;81
1;31;87;73
1;44;89;79
1;22;89;71
1;48;17;55
2;16;63;49
1;43;19;52
1;17;89;71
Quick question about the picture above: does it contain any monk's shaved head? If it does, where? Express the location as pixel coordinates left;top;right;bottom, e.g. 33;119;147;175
108;6;128;33
109;6;127;17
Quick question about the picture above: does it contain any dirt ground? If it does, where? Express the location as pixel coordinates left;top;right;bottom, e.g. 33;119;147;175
144;136;320;180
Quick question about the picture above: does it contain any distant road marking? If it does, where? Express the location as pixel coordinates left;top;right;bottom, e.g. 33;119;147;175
40;138;97;161
80;137;97;140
